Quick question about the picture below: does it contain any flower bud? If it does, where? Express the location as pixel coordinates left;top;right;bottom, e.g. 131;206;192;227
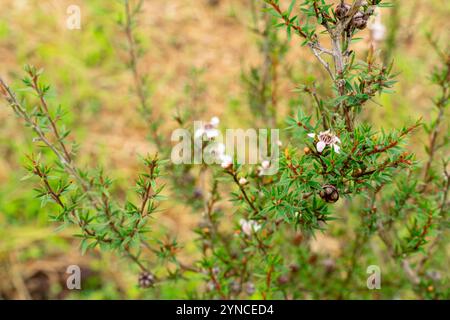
261;160;270;170
138;271;155;288
220;155;233;169
239;177;248;186
304;147;311;155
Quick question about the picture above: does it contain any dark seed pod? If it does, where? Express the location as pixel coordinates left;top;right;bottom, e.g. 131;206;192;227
319;184;339;203
193;187;203;199
138;271;155;288
335;2;351;20
277;275;290;285
352;11;368;30
289;264;300;273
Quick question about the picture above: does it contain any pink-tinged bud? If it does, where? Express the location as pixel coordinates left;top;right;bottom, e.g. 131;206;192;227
261;160;270;170
220;155;233;169
239;177;248;185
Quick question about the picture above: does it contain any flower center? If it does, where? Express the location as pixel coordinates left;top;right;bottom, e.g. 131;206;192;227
319;133;333;144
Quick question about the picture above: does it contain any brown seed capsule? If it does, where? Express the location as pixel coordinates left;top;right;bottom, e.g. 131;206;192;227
138;271;155;288
289;264;300;273
352;168;363;177
277;275;290;285
319;184;339;203
352;11;368;30
308;254;318;264
292;233;304;245
335;2;351;20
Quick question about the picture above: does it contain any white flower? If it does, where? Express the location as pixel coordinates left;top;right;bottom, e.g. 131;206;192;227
369;10;386;42
239;177;248;185
261;160;270;169
277;140;283;147
308;130;341;153
369;21;386;42
239;219;261;236
194;116;220;140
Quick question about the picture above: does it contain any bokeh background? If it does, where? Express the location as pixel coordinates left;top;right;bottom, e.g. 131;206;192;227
0;0;448;299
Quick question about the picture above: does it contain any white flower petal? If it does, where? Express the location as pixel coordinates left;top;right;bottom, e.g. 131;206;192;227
334;136;341;144
241;221;252;236
333;143;340;153
317;141;326;153
307;133;316;139
251;222;261;232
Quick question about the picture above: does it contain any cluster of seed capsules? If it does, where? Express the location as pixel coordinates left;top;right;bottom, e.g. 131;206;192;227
335;1;377;30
